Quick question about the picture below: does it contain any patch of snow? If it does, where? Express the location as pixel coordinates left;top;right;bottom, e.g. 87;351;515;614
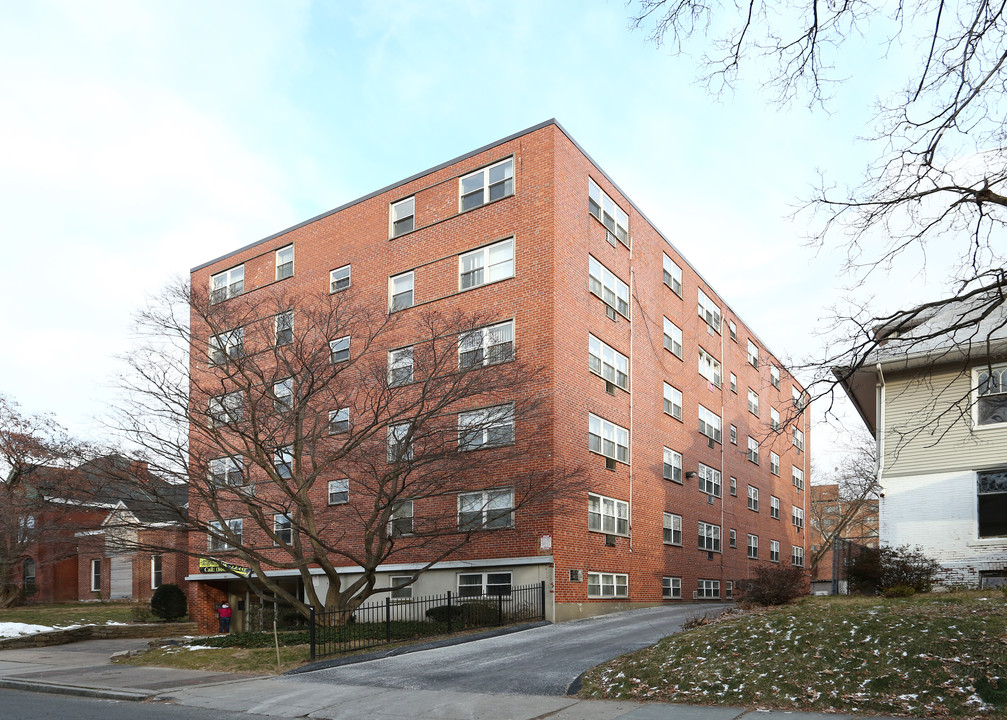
0;622;54;637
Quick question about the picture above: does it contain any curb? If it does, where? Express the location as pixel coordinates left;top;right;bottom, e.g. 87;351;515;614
0;678;152;702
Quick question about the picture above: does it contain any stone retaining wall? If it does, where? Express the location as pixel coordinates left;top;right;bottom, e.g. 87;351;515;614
0;622;199;650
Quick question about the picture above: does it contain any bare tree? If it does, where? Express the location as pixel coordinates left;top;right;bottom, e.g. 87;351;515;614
110;279;579;622
808;428;879;574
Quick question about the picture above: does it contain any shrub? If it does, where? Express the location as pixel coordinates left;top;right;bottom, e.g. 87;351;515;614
425;604;465;622
150;583;188;621
848;545;942;595
882;584;916;598
740;563;807;606
130;604;155;622
460;600;500;626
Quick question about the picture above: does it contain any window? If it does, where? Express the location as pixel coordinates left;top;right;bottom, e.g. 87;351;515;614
273;378;293;412
460;320;514;368
662;254;683;296
275;311;293;347
330;264;351;293
726;581;734;599
390;575;413;599
748;388;760;416
747;534;759;559
387;423;413;461
697;289;721;332
328;407;349;435
729;425;737;445
747;340;759;368
793;427;805;452
588;572;628;598
389;500;413;536
588;178;630;245
698;522;721;552
209;456;243;486
210;328;243;365
729;528;737;548
388;347;414;387
663;317;683;359
459;571;513;597
274;446;293;479
208;519;242;552
209;391;243;426
663;447;683;483
978;470;1007;537
210;265;244;304
747;437;759;464
663;383;683;420
698;463;721;497
589;335;629;390
329;336;350;363
276;245;293;280
588;414;629;464
770;452;780;476
792;466;805;492
698;404;722;443
390;196;415;237
770;540;780;563
459;489;514;530
770;495;781;519
792;545;805;566
19;557;35;592
589;493;629;535
328;479;349;505
792;386;805;409
730;477;737;496
698;348;721;387
729;373;737;394
588;256;630;318
728;320;737;342
662;577;683;599
461;158;514;212
770;407;781;431
792;506;804;530
460;238;514;290
770;365;781;389
697;579;720;599
458;405;515;450
389;272;414;311
663;512;683;545
748;485;759;511
91;559;101;592
274;514;292;545
147;555;161;589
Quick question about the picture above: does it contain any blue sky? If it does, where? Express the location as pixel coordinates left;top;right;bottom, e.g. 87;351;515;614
0;1;952;466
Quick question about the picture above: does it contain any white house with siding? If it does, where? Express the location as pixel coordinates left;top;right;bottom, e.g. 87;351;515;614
837;292;1007;586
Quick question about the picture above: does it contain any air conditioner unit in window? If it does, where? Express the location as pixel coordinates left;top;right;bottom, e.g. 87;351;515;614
605;381;617;395
708;551;715;561
605;304;618;321
692;590;699;599
605;534;617;547
708;436;715;449
707;494;715;505
605;230;618;247
569;569;582;582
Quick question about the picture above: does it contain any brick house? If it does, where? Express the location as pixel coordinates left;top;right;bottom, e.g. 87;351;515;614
808;483;879;593
186;120;810;631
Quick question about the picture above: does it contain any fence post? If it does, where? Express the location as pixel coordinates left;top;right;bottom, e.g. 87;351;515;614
447;590;453;634
309;606;316;662
385;596;391;643
540;580;545;620
497;592;503;625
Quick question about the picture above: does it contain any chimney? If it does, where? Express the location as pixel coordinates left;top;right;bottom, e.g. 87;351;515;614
129;460;149;480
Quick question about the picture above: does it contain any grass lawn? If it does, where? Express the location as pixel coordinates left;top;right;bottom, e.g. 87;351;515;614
0;602;136;627
579;592;1007;718
118;644;310;674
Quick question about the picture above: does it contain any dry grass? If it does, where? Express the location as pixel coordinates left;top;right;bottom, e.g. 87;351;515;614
116;643;311;674
0;601;136;627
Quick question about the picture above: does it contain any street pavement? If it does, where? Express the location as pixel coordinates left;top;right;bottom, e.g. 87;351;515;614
0;609;904;720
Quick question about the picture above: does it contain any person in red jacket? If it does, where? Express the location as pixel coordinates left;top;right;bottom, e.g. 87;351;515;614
217;602;232;633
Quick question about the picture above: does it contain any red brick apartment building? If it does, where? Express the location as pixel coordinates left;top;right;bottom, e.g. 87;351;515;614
186;120;810;628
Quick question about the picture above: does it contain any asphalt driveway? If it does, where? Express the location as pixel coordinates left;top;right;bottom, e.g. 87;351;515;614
291;603;730;696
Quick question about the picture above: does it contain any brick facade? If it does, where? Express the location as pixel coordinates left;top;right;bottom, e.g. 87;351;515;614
187;121;810;629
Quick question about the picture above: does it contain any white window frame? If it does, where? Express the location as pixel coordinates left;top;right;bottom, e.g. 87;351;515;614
587;571;628;598
458;488;514;530
588;493;629;536
770;365;781;389
748;388;760;416
748;485;759;512
662;253;682;296
274;514;292;546
588;256;630;318
697;289;721;332
747;340;760;368
210;265;244;304
389;271;414;312
588;413;629;464
663;512;683;545
663;447;683;483
698;522;721;552
387;423;413;461
209;328;243;365
458;571;513;597
150;555;162;589
330;264;351;293
329;336;350;363
730;424;737;445
460;238;514;290
275;310;293;347
209;456;243;486
460;320;514;368
388;347;414;387
208;519;242;552
389;500;413;536
663;383;683;421
698;347;721;387
275;245;293;280
747;533;759;559
209;391;243;426
273;378;293;413
728;320;737;341
662;576;682;599
589;335;629;391
390;575;413;599
770;407;781;431
458;404;515;451
793;506;805;529
698;404;722;443
698;462;721;497
460;157;514;212
793;385;804;409
747;437;760;464
90;558;101;592
327;478;349;505
792;465;805;491
770;452;780;476
730;477;737;496
729;372;737;394
729;528;737;547
390;196;415;237
697;579;720;599
793;545;805;566
328;407;349;435
663;317;683;359
588;177;630;246
793;427;805;452
274;445;293;479
770;540;781;563
770;495;781;519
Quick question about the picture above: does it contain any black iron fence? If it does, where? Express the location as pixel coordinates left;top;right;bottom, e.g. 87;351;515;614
309;580;546;660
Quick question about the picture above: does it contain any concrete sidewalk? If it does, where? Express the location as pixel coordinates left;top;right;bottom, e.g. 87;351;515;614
0;638;901;720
